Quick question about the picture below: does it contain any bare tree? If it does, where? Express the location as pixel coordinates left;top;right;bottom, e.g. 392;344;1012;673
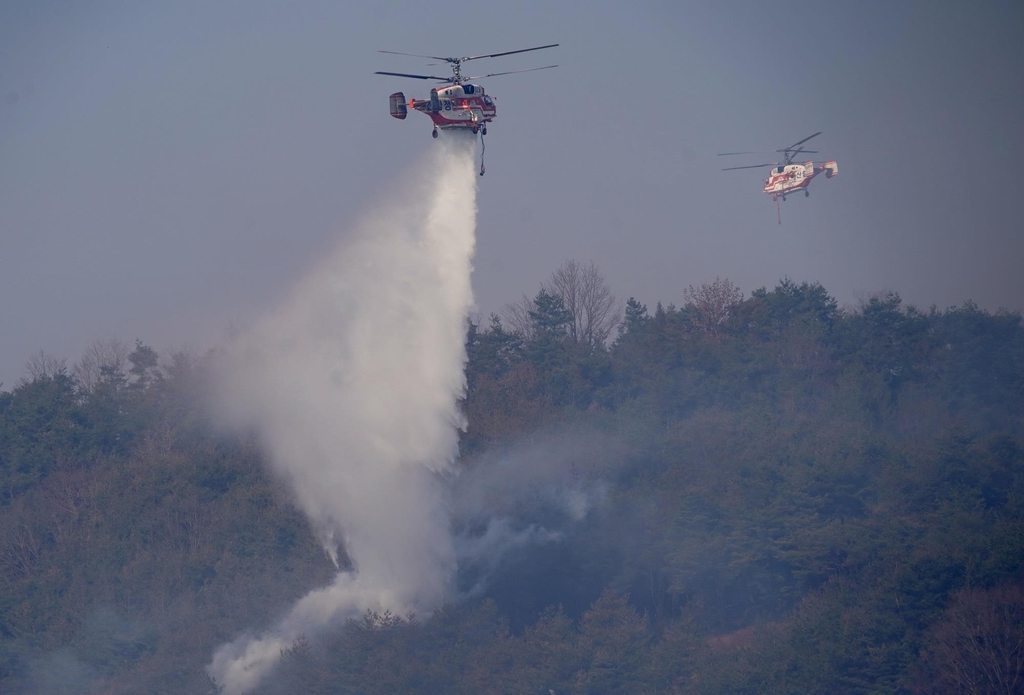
546;259;619;349
548;259;584;343
501;293;536;342
914;583;1024;694
682;277;743;337
501;260;619;348
72;337;130;392
0;498;43;578
18;349;67;386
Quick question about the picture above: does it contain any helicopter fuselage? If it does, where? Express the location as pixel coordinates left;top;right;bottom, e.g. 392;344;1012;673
764;160;838;200
389;83;496;133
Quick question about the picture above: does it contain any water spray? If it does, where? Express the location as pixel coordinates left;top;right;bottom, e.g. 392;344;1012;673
207;132;478;694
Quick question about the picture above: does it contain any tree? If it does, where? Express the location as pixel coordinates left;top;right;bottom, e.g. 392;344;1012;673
127;340;160;389
501;294;536;342
836;291;929;392
72;338;130;393
619;298;648;337
511;606;580;693
18;350;68;387
524;288;573;371
573;591;650;694
546;260;620;349
913;582;1024;694
0;371;81;497
681;277;743;338
465;315;522;385
521;289;598;408
528;289;573;341
746;278;839;334
736;279;840;378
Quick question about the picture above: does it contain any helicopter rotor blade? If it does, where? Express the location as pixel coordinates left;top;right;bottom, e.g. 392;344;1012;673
378;49;453;62
781;131;822;152
374;71;452;82
463;65;558;80
718;151;774;156
787;147;820;160
722;163;778;171
462;43;559;62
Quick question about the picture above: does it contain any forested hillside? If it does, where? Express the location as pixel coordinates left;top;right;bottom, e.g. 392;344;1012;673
2;275;1023;694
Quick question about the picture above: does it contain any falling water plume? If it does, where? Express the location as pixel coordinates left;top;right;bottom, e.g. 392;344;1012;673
207;133;478;694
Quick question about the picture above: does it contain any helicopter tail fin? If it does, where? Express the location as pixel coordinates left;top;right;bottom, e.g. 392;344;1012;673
389;92;408;120
823;160;838;178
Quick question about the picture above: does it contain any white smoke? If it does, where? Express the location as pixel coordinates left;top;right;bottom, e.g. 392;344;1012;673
206;133;478;694
449;429;620;599
453;429;619;523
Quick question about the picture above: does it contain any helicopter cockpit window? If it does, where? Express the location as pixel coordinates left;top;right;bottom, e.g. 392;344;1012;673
483;96;493;106
463;84;475;95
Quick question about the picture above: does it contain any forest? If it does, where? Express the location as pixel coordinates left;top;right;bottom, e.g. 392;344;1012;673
2;269;1023;694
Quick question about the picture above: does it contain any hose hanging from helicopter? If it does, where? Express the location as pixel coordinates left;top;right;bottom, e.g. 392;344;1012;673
479;130;485;176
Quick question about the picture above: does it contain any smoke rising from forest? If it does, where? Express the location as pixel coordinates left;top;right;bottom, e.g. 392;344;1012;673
450;430;621;599
206;134;478;694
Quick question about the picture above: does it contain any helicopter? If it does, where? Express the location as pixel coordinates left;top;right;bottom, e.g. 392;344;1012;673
375;44;558;175
719;132;838;205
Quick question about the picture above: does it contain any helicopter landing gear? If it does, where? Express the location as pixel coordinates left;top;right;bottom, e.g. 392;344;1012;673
782;195;787;202
472;125;479;134
431;128;438;139
804;190;809;198
481;125;487;135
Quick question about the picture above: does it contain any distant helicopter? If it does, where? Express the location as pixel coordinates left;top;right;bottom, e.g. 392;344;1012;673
719;132;838;221
375;44;558;175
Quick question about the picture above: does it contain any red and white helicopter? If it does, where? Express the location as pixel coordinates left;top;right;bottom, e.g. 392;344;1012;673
719;133;838;220
375;44;558;175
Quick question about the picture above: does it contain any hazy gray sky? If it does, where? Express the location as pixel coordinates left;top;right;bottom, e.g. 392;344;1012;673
3;0;1022;388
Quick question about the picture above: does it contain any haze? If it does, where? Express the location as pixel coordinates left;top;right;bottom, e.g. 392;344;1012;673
2;0;1022;387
